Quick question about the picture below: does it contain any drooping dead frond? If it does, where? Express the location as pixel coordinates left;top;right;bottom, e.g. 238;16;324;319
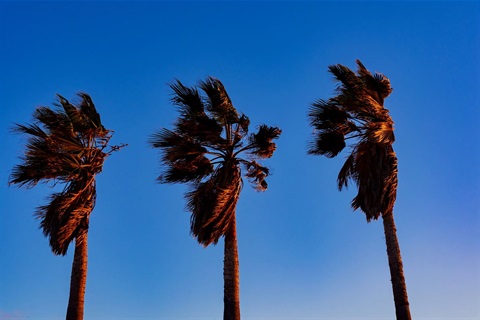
349;140;398;221
36;179;96;255
381;145;398;215
337;154;355;190
186;165;242;246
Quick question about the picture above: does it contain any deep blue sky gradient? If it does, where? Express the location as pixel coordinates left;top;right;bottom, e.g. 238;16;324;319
1;1;479;319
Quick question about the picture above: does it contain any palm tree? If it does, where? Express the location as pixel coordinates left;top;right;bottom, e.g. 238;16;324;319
150;77;281;320
9;93;124;320
307;60;411;320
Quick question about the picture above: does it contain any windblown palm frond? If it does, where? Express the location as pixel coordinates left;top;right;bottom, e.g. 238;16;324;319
199;77;239;125
328;63;363;93
356;60;393;105
247;125;282;159
9;93;121;255
150;128;213;184
308;60;397;221
151;77;281;245
307;99;357;158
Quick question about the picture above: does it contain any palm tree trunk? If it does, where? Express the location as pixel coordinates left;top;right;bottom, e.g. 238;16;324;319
223;216;240;320
382;210;411;320
66;232;88;320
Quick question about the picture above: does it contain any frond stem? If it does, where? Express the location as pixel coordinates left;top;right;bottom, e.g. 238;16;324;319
233;143;255;158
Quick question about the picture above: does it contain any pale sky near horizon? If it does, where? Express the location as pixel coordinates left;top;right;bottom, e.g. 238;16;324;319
1;1;479;319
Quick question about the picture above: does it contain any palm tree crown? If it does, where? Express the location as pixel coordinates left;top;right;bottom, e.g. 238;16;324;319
308;59;396;221
150;77;281;246
9;93;120;255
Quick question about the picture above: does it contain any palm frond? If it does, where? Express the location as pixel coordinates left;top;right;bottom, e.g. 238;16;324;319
244;160;270;191
186;165;242;246
150;129;213;183
57;95;89;133
247;125;282;159
55;93;105;136
381;145;398;215
356;59;393;105
175;116;224;146
78;93;103;130
199;77;239;125
329;63;362;93
308;130;346;158
238;114;250;136
308;99;349;129
350;142;396;221
167;80;225;146
149;128;181;149
164;137;207;162
10;124;81;187
169;79;205;116
151;129;208;162
159;156;213;184
33;106;73;135
337;154;355;190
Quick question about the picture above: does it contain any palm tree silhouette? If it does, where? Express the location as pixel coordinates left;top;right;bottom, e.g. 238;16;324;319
150;77;281;320
308;60;411;320
9;93;124;320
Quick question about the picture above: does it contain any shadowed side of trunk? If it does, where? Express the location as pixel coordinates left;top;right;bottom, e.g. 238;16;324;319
382;210;411;320
66;232;88;320
223;216;240;320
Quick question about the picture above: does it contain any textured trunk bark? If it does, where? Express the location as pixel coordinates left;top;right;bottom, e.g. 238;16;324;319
223;217;240;320
382;211;411;320
66;233;88;320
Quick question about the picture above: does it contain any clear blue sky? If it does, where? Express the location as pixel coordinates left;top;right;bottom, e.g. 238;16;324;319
1;1;479;319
